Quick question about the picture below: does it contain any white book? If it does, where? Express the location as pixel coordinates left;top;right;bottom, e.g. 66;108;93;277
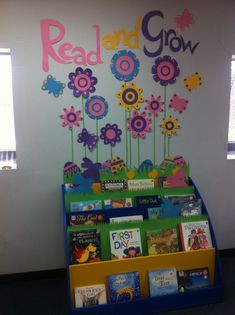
74;284;107;308
109;215;143;224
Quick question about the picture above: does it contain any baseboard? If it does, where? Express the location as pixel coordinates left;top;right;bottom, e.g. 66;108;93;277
0;268;66;283
219;248;235;257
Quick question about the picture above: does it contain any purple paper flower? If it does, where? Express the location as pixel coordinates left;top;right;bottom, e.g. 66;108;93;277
152;55;180;86
59;106;83;129
100;123;122;146
77;128;99;151
127;110;152;139
111;50;140;81
85;96;108;120
68;67;97;98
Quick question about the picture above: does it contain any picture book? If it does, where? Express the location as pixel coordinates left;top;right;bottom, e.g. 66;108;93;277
148;268;178;297
179;220;213;251
146;228;179;255
165;194;196;205
109;215;143;224
70;200;102;212
104;198;132;209
108;271;140;303
69;212;105;226
177;267;210;292
179;199;202;217
74;284;107;308
70;229;101;264
109;228;142;259
147;207;164;220
101;179;128;192
135;195;162;207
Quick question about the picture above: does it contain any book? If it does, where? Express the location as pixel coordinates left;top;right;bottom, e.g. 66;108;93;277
177;267;210;292
69;212;105;226
74;284;107;308
135;195;161;207
70;200;102;211
70;229;101;264
146;228;179;255
179;199;202;217
147;207;164;220
104;198;132;209
108;271;140;303
165;194;196;204
179;220;213;251
109;228;142;259
148;268;178;297
109;215;143;224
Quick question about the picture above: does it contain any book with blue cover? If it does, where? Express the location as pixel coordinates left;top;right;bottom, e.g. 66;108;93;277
108;271;141;303
148;268;178;297
177;267;210;292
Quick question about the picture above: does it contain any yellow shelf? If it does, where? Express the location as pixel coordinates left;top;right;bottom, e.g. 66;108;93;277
69;248;215;307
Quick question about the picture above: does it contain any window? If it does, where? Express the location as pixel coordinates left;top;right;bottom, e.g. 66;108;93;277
0;48;17;170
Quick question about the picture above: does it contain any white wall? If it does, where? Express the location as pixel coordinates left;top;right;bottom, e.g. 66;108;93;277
0;0;234;274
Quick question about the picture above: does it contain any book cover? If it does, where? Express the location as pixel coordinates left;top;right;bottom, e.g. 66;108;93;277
135;195;161;207
74;284;107;308
179;200;202;217
109;228;142;259
104;198;132;209
177;267;210;292
109;215;143;224
179;220;213;251
108;271;140;303
148;268;178;297
146;228;179;255
70;229;101;264
69;212;105;226
165;194;196;204
70;200;102;212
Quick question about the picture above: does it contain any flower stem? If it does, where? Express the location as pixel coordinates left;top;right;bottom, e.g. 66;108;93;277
71;127;74;163
129;112;132;167
168;136;170;156
154;115;156;165
110;145;113;160
125;111;129;167
137;136;140;167
82;97;87;158
164;86;167;159
96;120;99;163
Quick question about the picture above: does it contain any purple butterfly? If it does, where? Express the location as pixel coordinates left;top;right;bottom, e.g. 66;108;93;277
77;128;99;151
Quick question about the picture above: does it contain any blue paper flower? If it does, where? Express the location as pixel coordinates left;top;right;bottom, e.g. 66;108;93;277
85;96;109;120
111;50;140;81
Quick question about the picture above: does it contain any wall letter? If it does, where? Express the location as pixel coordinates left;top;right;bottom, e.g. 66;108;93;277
87;25;103;65
127;17;141;49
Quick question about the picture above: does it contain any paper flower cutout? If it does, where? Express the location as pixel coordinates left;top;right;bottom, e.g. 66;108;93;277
68;67;97;98
116;82;144;112
100;123;122;146
127;110;152;139
85;96;108;120
77;128;99;151
169;94;188;113
160;115;180;137
184;72;202;91
111;50;140;81
152;55;180;86
174;9;195;32
145;95;164;117
60;106;83;129
41;75;65;97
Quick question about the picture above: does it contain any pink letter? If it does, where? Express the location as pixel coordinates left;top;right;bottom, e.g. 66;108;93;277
87;25;103;65
58;43;73;61
40;19;70;72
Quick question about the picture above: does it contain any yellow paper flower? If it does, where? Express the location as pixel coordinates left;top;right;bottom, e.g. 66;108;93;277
160;115;180;136
116;82;144;112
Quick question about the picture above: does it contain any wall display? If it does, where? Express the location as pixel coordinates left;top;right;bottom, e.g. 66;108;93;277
174;8;195;32
41;74;66;97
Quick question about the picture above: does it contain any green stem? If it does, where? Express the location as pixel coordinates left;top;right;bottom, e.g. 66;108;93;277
71;128;74;163
153;116;156;165
168;136;170;156
125;111;129;167
137;136;140;167
96;120;99;163
129;112;132;167
110;145;113;160
164;86;167;159
82;97;87;158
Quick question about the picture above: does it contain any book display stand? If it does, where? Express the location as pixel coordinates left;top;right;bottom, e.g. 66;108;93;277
61;178;224;315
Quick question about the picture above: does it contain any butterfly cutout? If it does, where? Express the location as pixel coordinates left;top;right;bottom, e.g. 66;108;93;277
77;128;99;151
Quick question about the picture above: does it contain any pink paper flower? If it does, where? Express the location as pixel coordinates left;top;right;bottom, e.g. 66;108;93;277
60;106;83;129
127;111;152;139
145;95;164;117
